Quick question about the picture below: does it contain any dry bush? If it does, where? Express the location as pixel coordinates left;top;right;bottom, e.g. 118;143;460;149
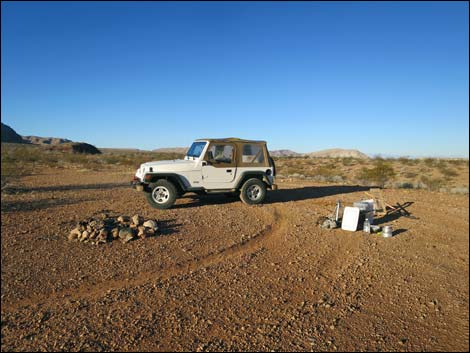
397;157;418;166
357;160;395;187
439;167;458;179
423;158;437;167
0;143;185;173
404;171;418;179
341;157;356;166
420;175;444;191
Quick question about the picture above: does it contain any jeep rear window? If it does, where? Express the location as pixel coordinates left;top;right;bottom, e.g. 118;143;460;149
186;142;206;158
242;144;265;164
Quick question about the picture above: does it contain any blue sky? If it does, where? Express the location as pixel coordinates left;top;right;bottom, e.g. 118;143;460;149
1;1;469;157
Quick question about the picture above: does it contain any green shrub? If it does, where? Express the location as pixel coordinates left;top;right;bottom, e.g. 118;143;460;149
357;160;395;187
420;176;443;191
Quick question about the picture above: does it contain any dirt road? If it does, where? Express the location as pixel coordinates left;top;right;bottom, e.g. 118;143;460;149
1;170;468;351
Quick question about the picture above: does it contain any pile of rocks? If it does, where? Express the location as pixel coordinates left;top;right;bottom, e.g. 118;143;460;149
68;214;159;244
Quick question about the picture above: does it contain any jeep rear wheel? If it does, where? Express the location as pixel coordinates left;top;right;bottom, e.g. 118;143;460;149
146;180;177;209
240;178;266;205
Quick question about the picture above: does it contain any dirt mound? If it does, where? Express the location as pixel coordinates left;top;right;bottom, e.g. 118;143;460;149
1;123;26;144
46;142;102;154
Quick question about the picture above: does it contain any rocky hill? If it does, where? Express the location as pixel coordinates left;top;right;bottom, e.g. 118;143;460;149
1;123;25;144
45;142;101;154
306;148;370;159
22;136;72;145
269;149;301;157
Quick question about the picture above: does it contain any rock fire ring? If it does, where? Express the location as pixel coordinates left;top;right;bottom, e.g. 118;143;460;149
68;214;159;245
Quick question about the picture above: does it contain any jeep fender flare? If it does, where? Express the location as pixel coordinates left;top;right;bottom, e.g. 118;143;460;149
235;171;272;190
144;173;188;194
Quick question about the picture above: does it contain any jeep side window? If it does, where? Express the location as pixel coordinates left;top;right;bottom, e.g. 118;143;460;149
206;144;233;164
242;144;264;164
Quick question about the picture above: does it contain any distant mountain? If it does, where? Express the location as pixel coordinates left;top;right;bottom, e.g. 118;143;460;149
45;142;101;155
306;148;369;159
1;122;25;144
269;149;301;157
153;147;188;154
22;135;72;145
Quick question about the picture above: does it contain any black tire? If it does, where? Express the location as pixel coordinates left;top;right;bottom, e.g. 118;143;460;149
146;179;177;209
239;178;267;205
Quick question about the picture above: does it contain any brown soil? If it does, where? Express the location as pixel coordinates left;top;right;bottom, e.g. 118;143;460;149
1;170;468;351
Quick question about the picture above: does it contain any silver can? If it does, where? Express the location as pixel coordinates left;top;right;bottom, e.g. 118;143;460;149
383;225;393;238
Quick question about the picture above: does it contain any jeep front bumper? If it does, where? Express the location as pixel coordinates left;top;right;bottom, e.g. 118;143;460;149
131;177;146;192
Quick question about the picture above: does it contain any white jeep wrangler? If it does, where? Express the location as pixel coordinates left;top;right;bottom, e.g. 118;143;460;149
132;138;277;209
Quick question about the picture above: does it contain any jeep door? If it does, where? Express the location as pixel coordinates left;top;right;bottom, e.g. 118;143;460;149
201;143;237;188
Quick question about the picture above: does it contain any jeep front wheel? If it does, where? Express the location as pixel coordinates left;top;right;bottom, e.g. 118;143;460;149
146;180;177;209
240;178;266;205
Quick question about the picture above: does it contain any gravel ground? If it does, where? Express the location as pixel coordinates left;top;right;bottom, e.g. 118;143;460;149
1;169;468;351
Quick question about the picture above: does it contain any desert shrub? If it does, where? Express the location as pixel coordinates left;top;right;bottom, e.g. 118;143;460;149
447;159;469;168
420;175;444;191
315;165;335;177
404;171;418;179
357;160;395;187
1;144;40;177
435;161;458;179
396;182;415;189
341;157;356;166
423;158;437;167
438;167;458;178
397;157;418;166
313;165;345;182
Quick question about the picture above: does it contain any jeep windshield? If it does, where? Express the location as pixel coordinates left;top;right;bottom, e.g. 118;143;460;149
186;141;206;158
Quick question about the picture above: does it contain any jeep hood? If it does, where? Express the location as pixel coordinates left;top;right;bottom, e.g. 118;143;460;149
140;159;196;172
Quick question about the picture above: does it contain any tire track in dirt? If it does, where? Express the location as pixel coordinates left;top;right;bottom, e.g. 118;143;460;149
2;206;287;313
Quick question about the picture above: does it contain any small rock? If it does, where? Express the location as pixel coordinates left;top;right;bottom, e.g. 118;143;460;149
320;218;338;229
122;233;134;244
132;215;143;226
81;230;89;240
143;220;158;231
117;216;129;223
68;228;81;241
111;228;120;239
119;228;134;243
138;229;148;239
96;229;109;244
